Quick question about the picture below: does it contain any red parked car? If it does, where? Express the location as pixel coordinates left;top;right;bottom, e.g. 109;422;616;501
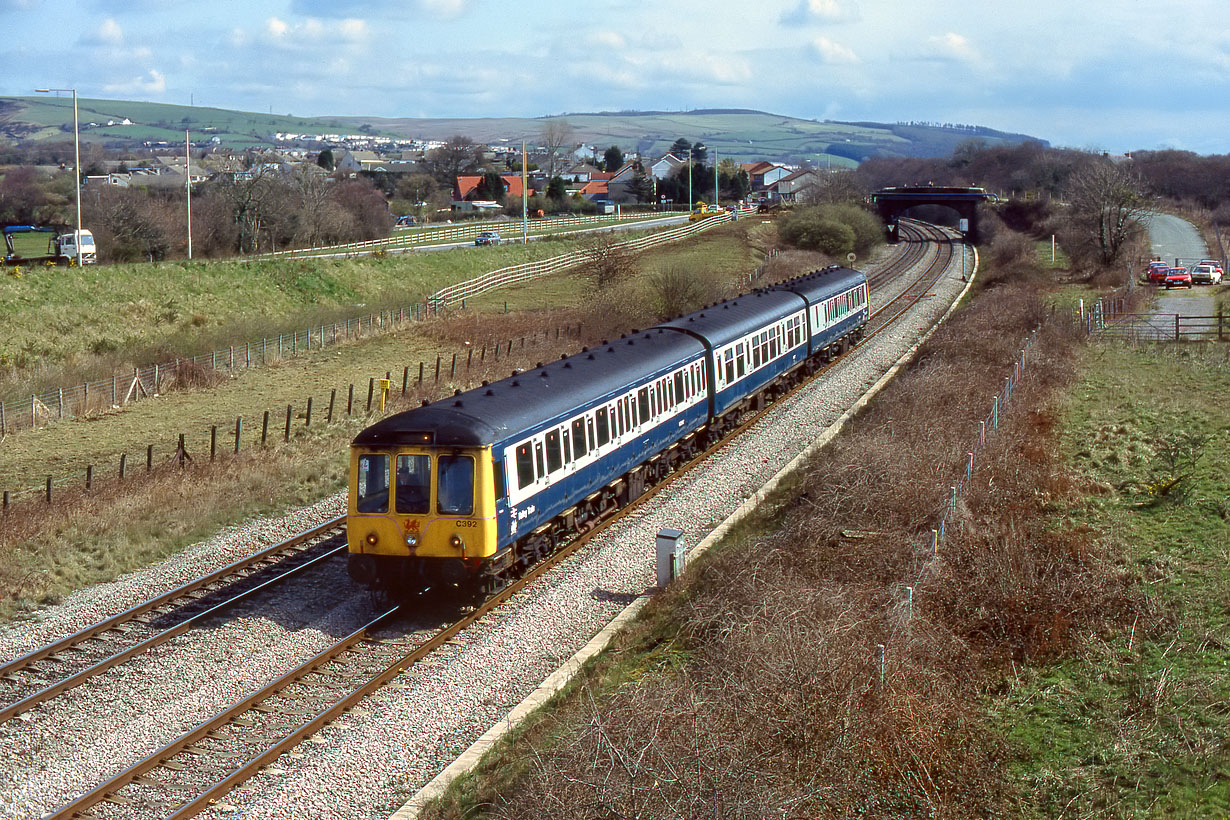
1147;261;1170;284
1163;267;1193;289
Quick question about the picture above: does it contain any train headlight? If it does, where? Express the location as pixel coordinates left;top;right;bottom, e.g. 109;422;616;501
364;532;378;547
449;534;464;550
405;533;418;547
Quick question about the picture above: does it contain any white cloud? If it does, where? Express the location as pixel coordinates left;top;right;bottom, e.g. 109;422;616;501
418;0;469;20
810;36;858;64
590;31;626;50
925;32;981;64
783;0;859;24
98;18;123;45
103;68;166;95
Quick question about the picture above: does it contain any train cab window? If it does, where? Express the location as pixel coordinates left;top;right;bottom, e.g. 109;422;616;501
437;455;474;516
356;453;390;513
596;408;610;446
638;387;650;422
572;418;588;458
515;442;535;490
545;429;563;473
395;454;431;514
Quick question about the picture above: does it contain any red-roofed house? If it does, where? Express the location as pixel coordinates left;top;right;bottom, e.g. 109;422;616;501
453;174;536;201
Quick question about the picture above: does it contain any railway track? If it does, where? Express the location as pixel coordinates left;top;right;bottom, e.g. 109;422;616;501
0;517;345;724
20;224;963;819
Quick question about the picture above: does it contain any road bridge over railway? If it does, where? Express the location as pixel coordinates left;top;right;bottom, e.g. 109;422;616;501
872;186;998;244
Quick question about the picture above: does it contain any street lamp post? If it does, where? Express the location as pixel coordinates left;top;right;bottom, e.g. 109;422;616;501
35;87;81;267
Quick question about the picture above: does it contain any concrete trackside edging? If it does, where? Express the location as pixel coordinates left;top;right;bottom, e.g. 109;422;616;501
389;242;980;819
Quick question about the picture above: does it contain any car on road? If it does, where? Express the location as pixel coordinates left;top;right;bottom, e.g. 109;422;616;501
395;215;417;227
1163;267;1192;289
1190;263;1223;285
1147;261;1170;284
474;231;501;246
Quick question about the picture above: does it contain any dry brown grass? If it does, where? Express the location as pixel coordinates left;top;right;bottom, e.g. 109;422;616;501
447;270;1150;819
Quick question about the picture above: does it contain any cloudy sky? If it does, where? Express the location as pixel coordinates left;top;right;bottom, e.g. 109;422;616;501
3;0;1227;154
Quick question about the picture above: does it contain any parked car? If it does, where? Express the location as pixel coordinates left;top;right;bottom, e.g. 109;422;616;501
395;215;417;227
1198;259;1223;274
1163;267;1193;289
1190;263;1223;285
1147;261;1170;284
474;231;501;246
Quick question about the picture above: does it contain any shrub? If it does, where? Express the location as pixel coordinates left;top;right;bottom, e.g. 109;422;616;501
778;205;883;259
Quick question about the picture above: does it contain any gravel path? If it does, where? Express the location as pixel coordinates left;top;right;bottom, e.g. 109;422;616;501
0;239;972;820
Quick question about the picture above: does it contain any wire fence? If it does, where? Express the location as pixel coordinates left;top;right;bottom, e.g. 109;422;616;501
871;325;1041;690
0;324;581;511
0;210;743;440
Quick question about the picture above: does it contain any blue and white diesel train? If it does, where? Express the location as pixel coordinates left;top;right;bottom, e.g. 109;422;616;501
347;265;869;593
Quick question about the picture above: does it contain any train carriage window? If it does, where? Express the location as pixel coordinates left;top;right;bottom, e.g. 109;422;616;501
572;418;588;457
395;454;431;514
656;380;665;413
534;440;546;479
736;343;746;378
545;429;563;473
562;429;572;464
357;453;390;513
588;417;597;451
673;372;684;405
723;349;734;385
638;387;650;422
596;408;610;446
437;455;474;516
515;442;534;490
753;337;762;368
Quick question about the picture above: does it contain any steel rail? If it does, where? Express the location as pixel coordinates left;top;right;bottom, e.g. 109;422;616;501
0;516;345;719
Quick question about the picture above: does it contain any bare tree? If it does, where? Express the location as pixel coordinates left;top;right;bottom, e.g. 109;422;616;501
423;135;481;189
1062;157;1153;265
584;231;638;287
541;118;575;179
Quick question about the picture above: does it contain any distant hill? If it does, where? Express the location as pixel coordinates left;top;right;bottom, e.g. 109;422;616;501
0;97;1046;165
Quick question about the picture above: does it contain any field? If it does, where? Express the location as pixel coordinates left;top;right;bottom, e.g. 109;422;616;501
2;96;1041;163
0;232;625;395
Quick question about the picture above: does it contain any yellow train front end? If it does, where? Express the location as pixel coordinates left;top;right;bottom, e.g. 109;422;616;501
346;443;498;591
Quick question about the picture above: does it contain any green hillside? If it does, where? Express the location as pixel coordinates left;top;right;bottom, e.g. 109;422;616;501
0;96;1045;165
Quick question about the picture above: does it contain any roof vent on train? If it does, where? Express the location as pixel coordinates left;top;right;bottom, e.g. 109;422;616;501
512;380;520;387
421;399;429;407
454;389;462;396
539;370;550;377
485;389;494;396
481;380;489;386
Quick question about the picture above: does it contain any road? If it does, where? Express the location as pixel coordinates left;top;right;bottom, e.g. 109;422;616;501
1141;212;1218;334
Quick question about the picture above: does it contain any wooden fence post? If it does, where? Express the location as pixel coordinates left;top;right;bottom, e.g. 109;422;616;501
119;453;127;479
86;465;92;491
210;426;217;460
146;445;153;472
347;384;354;415
306;397;313;427
284;405;292;442
327;389;336;424
235;416;242;454
262;411;270;446
45;476;51;504
366;378;374;412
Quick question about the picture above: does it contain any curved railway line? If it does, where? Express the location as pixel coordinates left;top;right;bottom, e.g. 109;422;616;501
7;221;963;819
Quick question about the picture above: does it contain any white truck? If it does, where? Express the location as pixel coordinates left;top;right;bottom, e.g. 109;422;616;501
2;226;97;266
